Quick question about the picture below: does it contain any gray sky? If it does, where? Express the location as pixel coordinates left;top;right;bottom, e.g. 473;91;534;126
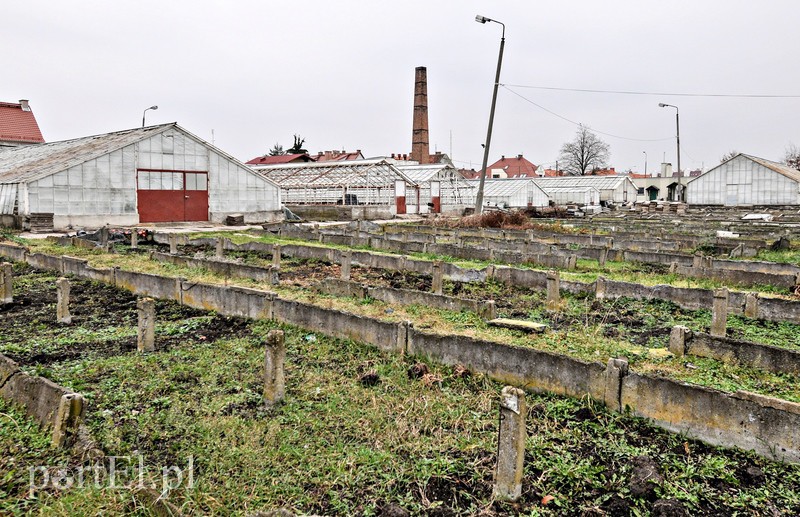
4;1;799;173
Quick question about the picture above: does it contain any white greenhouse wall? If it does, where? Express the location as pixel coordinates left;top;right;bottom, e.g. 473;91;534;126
24;126;282;228
546;188;599;206
208;150;281;223
687;156;800;206
529;185;550;207
27;144;139;227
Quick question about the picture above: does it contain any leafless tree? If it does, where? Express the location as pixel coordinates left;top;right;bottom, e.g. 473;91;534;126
559;126;610;175
719;150;739;163
784;144;800;171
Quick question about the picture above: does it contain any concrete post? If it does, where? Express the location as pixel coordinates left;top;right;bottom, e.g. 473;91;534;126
216;238;224;258
0;262;12;304
431;261;443;295
598;247;608;268
169;234;178;255
56;277;72;324
692;253;703;269
269;265;280;286
710;288;729;338
603;357;629;412
668;326;691;357
272;244;281;270
51;393;84;449
340;250;352;280
98;226;109;246
130;230;138;250
595;276;606;300
744;292;759;319
669;262;678;274
137;297;156;352
546;270;561;311
264;329;286;405
493;386;526;502
479;300;497;321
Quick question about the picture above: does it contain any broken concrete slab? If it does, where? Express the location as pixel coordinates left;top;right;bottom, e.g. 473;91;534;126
488;318;548;333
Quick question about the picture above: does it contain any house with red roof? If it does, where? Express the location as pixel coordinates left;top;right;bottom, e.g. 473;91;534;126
0;100;45;148
245;153;315;166
314;149;364;162
459;154;538;179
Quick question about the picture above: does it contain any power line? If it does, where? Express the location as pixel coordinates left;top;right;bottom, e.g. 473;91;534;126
502;84;800;99
501;85;674;143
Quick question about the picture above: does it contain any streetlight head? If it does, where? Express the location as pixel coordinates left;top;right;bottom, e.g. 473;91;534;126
475;14;489;23
658;103;667;108
150;105;158;110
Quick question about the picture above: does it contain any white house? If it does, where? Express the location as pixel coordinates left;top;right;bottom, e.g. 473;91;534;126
686;154;800;206
0;123;282;229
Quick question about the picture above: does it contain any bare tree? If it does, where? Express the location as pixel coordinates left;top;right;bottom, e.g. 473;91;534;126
559;126;610;175
720;150;739;163
784;144;800;171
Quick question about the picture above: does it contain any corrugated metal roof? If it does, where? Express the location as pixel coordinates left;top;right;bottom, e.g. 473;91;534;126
687;153;800;185
0;123;173;183
532;175;635;190
251;159;416;188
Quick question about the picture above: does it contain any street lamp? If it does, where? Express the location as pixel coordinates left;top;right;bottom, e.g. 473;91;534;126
658;103;681;200
642;151;647;176
142;105;158;128
474;15;505;214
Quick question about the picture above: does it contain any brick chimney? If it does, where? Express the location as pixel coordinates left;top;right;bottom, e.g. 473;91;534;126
410;66;430;164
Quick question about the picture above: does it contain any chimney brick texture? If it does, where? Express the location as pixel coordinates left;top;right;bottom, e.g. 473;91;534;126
411;66;431;164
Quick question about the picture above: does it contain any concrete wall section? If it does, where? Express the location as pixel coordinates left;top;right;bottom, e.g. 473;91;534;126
272;298;405;353
408;330;607;401
621;373;800;463
0;353;84;447
114;269;182;301
686;332;800;375
0;242;27;262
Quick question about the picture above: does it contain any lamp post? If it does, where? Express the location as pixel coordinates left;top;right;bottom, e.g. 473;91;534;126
142;105;158;128
658;103;681;200
642;151;647;176
474;15;505;214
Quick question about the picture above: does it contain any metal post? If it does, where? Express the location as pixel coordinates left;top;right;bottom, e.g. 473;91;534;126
475;17;506;214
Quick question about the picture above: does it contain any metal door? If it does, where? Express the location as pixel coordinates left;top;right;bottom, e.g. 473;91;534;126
137;169;209;223
430;181;441;213
395;180;406;214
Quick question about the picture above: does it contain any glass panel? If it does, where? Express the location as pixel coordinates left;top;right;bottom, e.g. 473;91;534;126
172;172;183;190
137;171;149;190
197;174;207;191
185;173;197;190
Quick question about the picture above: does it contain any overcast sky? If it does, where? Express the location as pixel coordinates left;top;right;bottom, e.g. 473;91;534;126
4;1;799;173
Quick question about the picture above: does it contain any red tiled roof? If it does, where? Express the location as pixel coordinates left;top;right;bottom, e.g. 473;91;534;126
0;101;45;144
314;150;364;162
485;154;538;178
245;153;314;165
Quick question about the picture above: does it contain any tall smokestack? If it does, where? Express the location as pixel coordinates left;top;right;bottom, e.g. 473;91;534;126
410;66;430;164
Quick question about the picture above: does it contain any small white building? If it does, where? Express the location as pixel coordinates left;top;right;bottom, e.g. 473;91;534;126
0;123;282;229
468;178;550;209
532;176;638;204
686;154;800;206
395;163;475;214
539;186;600;206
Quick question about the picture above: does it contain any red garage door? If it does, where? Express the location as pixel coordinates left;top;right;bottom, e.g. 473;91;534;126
137;169;209;223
